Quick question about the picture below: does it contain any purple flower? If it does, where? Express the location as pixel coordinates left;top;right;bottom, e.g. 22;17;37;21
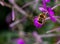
39;0;56;22
45;0;50;3
16;38;25;44
47;7;56;22
39;7;56;22
42;0;50;10
42;0;47;9
33;16;43;28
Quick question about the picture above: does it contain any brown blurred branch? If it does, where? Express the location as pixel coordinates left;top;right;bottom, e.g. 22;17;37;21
39;33;60;38
0;1;12;8
52;4;60;10
22;1;35;8
0;0;28;17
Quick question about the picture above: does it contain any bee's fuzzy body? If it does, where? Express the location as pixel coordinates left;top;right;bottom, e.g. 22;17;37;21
38;13;46;24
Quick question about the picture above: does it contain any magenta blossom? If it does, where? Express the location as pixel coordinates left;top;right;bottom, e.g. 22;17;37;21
45;0;50;3
39;7;56;22
39;0;56;22
16;38;25;44
47;7;56;22
42;0;47;9
33;16;43;28
42;0;50;8
39;7;47;12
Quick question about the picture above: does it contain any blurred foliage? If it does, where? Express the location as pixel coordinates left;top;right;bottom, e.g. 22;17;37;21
0;0;60;44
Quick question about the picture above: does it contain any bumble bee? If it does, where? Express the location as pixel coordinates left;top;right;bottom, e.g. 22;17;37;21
38;13;46;24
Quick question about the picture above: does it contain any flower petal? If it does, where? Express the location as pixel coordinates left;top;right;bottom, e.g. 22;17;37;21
39;7;46;12
42;0;47;9
45;0;50;3
47;7;56;22
33;16;43;28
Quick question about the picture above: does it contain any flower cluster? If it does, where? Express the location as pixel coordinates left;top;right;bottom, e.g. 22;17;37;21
40;0;56;22
34;0;57;28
